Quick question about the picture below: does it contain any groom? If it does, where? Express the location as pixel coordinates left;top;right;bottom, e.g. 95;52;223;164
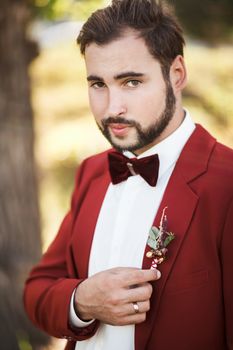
24;1;233;349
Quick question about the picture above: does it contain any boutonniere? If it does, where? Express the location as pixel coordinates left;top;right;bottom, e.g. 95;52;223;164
146;207;175;269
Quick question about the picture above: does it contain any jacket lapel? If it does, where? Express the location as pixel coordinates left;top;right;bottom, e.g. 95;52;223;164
135;125;216;350
70;171;111;279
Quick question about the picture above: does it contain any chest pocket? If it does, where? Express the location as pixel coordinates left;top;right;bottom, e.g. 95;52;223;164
164;269;209;295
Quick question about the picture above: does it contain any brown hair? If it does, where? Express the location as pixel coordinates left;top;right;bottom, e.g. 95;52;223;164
77;0;185;73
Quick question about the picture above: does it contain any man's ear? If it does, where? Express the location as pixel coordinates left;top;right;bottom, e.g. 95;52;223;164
170;55;187;93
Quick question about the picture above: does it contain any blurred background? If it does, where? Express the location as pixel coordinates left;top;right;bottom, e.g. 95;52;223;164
0;0;232;349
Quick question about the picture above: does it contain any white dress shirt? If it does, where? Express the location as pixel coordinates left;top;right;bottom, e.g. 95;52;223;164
71;111;195;350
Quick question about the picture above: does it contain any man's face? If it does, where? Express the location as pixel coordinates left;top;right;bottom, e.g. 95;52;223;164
85;31;176;154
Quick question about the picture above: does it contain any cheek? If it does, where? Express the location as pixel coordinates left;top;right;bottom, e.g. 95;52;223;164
145;87;166;113
132;90;165;124
146;97;165;116
88;92;105;121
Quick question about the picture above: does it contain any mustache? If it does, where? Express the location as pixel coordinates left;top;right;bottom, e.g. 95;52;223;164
101;117;137;127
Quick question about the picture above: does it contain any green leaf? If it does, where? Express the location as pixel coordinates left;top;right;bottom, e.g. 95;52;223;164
151;226;160;239
147;226;160;249
163;233;175;247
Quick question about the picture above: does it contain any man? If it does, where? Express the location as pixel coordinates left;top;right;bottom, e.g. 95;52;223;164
24;1;233;349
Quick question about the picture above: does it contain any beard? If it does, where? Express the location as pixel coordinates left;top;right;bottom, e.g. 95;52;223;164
98;81;176;153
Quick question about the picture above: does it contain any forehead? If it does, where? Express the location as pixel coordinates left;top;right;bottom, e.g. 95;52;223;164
84;30;161;78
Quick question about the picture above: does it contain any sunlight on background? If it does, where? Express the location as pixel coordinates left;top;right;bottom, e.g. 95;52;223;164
30;38;233;250
26;2;233;349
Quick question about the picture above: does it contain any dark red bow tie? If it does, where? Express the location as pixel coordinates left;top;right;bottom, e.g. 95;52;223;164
108;151;159;187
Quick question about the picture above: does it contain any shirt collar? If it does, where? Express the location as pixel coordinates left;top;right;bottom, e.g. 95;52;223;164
123;110;195;180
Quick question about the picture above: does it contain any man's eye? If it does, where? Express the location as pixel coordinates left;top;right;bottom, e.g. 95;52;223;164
126;80;141;87
91;82;105;89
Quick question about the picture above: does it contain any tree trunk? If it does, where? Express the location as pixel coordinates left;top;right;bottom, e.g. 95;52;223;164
0;0;48;348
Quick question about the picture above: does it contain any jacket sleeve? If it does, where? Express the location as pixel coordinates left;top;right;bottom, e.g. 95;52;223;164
23;160;99;342
221;197;233;350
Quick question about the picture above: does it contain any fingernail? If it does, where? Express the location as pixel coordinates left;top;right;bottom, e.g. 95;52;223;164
156;270;161;279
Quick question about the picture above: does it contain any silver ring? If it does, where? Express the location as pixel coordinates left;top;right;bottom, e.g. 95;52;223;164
132;302;139;314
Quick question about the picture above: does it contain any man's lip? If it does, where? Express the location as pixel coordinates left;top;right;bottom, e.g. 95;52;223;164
108;123;132;136
108;123;131;129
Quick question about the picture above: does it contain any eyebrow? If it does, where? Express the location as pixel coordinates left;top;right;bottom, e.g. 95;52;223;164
87;71;145;82
87;75;103;82
114;72;145;80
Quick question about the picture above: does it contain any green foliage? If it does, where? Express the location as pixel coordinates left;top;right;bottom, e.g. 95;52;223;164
185;45;233;128
30;0;233;42
17;331;32;350
31;0;105;20
175;0;233;43
27;0;233;44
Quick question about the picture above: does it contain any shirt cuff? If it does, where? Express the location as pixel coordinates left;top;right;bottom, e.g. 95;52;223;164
69;289;95;328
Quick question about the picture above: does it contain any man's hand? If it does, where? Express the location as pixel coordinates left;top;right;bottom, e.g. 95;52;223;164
74;267;161;326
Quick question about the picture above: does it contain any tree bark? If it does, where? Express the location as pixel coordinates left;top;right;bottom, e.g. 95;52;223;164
0;0;48;348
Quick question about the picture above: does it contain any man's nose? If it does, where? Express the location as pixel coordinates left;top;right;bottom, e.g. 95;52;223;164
106;89;127;118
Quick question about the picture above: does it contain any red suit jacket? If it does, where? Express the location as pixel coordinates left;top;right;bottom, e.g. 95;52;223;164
24;125;233;350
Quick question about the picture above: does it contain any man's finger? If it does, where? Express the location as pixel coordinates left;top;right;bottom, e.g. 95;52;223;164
128;300;150;315
125;283;153;303
123;268;161;287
